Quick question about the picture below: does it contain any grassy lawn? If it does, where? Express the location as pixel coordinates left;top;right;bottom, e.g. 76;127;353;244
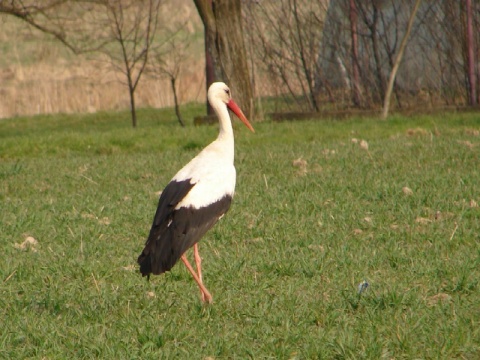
1;107;479;359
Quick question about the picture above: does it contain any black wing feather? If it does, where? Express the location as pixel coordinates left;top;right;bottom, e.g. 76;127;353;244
137;179;194;276
137;179;232;277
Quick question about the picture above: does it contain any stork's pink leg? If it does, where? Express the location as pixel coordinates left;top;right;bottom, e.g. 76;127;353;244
193;244;207;302
181;254;212;303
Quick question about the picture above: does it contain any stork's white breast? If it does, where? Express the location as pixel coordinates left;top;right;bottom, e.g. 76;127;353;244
172;145;236;209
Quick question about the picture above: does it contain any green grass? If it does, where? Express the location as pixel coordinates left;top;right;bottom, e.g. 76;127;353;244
1;107;480;359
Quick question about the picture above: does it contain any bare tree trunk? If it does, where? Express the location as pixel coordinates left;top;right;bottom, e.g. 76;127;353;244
204;30;215;115
349;0;361;107
194;0;253;119
381;3;404;109
107;0;159;128
129;85;137;128
382;0;422;119
371;5;385;103
214;0;253;119
465;0;477;105
312;0;332;101
171;77;185;127
123;46;138;128
196;0;216;115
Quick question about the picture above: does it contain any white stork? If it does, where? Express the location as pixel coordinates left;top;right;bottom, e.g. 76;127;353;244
137;82;255;303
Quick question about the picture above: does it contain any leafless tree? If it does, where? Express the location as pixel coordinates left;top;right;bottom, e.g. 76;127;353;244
349;0;362;107
149;32;192;127
96;0;161;128
421;0;480;106
1;0;162;127
413;1;463;105
246;0;331;112
382;0;422;119
356;0;387;104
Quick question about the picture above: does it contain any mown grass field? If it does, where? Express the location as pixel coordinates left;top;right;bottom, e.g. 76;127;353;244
1;107;480;359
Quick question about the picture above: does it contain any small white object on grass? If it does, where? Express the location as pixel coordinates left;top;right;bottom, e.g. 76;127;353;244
357;280;369;295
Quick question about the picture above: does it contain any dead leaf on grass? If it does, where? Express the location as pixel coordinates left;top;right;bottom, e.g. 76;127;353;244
98;217;111;225
322;149;336;155
82;213;111;225
426;293;451;306
457;140;475;149
454;199;480;208
351;138;370;151
402;186;413;195
122;265;136;271
146;291;156;298
406;127;429;136
78;164;89;174
464;128;480;137
247;237;264;244
359;140;369;150
434;211;455;221
416;210;455;224
292;157;308;176
14;236;38;252
293;157;307;167
307;244;325;252
415;217;432;225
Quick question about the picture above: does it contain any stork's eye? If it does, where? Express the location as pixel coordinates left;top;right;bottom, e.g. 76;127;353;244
225;88;230;96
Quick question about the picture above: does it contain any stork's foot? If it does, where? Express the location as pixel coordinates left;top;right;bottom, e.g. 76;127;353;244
200;288;213;304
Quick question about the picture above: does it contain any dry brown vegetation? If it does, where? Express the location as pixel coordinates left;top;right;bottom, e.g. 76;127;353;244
0;0;205;119
2;0;479;120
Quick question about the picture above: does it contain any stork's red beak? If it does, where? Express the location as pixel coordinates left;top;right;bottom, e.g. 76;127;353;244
227;99;255;133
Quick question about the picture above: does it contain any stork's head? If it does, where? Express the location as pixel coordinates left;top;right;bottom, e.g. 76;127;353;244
207;82;255;133
208;82;232;104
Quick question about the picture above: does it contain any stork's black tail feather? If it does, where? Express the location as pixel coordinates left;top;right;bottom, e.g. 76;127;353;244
137;251;152;279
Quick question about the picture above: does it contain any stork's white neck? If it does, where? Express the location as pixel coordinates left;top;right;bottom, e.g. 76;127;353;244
214;101;234;140
209;99;235;163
